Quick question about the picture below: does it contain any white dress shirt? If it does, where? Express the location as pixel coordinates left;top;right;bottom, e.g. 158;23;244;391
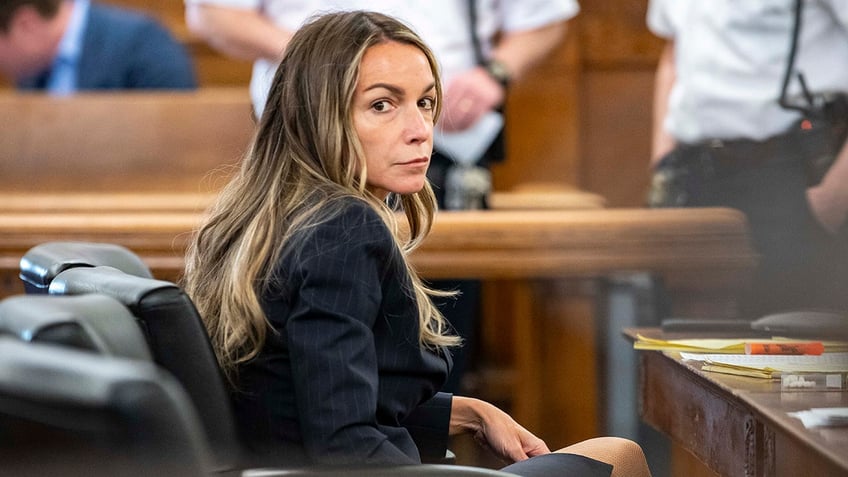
184;0;578;112
648;0;848;143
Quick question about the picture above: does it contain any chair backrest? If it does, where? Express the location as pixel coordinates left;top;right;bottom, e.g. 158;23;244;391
48;265;242;471
0;337;208;477
20;241;153;294
0;293;151;360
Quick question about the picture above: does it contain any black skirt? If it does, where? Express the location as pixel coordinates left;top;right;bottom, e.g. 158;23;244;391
500;453;613;477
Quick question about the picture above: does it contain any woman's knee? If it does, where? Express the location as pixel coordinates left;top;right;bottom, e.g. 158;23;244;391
555;437;651;477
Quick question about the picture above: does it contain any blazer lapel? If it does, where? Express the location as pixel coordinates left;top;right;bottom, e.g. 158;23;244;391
75;3;103;89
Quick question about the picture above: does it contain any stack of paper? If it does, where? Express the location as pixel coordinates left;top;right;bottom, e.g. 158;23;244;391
678;352;848;380
633;334;848;354
634;334;848;379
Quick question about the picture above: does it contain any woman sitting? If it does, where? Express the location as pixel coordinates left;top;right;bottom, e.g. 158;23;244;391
184;10;651;477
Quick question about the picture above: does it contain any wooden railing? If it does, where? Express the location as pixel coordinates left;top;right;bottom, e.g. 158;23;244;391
0;206;752;286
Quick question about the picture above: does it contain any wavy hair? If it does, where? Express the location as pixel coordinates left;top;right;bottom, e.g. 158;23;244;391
183;11;460;384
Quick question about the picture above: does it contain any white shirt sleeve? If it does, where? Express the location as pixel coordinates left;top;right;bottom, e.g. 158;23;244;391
184;0;260;8
500;0;579;32
646;0;676;39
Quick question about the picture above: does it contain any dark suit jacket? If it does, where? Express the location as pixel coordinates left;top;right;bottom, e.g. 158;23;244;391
18;2;196;90
233;198;453;467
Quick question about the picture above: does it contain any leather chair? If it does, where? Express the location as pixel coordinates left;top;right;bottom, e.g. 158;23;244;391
19;243;515;476
0;337;209;477
20;241;152;294
48;265;244;473
0;293;151;360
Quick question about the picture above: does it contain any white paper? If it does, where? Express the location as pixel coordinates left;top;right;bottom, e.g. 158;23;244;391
679;352;848;373
434;111;503;166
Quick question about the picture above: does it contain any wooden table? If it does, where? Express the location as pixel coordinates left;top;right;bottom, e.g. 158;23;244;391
632;329;848;477
0;205;756;447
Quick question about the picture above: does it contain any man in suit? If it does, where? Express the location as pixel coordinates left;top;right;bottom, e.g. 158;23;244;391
0;0;196;92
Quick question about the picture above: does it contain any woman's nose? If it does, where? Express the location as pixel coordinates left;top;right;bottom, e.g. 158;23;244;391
405;107;432;143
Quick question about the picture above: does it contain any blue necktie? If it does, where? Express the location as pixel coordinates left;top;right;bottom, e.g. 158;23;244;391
47;56;75;95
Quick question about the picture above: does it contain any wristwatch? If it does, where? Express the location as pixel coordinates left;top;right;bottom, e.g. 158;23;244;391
483;59;511;89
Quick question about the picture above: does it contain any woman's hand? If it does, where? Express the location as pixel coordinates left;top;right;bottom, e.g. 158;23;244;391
450;396;550;463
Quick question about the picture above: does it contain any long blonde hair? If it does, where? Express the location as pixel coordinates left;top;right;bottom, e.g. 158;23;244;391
183;11;460;384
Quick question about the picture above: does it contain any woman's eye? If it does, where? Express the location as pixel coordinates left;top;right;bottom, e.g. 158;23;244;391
419;97;435;110
372;100;390;112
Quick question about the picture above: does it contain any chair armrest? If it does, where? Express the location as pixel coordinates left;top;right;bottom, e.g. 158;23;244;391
241;464;517;476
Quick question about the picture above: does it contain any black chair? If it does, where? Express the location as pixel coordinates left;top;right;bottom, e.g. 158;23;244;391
0;337;209;477
47;265;244;473
20;242;515;476
20;241;152;294
0;293;151;360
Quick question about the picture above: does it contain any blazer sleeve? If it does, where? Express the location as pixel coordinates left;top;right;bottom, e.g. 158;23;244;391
284;204;418;465
402;392;453;462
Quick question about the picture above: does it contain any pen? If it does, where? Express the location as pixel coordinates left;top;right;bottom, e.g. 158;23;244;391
744;342;825;355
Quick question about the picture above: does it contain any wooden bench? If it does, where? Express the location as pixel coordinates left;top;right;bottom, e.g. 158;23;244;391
0;206;756;447
0;89;254;194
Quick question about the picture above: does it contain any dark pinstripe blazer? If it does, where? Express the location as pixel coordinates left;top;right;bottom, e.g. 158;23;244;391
232;198;453;467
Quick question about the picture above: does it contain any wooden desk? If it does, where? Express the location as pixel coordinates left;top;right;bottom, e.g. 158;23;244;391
0;206;755;448
633;330;848;477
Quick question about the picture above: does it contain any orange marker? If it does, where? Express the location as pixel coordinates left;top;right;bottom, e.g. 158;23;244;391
744;342;825;355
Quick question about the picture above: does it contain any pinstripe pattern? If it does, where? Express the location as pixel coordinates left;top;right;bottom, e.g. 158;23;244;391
232;198;452;466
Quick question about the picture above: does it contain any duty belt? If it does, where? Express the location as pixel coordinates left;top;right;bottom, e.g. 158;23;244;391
671;133;809;179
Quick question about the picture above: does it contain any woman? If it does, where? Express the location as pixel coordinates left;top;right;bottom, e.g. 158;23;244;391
184;10;650;477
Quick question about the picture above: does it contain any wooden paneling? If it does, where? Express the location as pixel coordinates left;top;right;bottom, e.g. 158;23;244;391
491;0;665;207
496;0;664;205
493;29;581;190
0;90;254;193
578;0;663;70
579;71;656;207
577;0;664;207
